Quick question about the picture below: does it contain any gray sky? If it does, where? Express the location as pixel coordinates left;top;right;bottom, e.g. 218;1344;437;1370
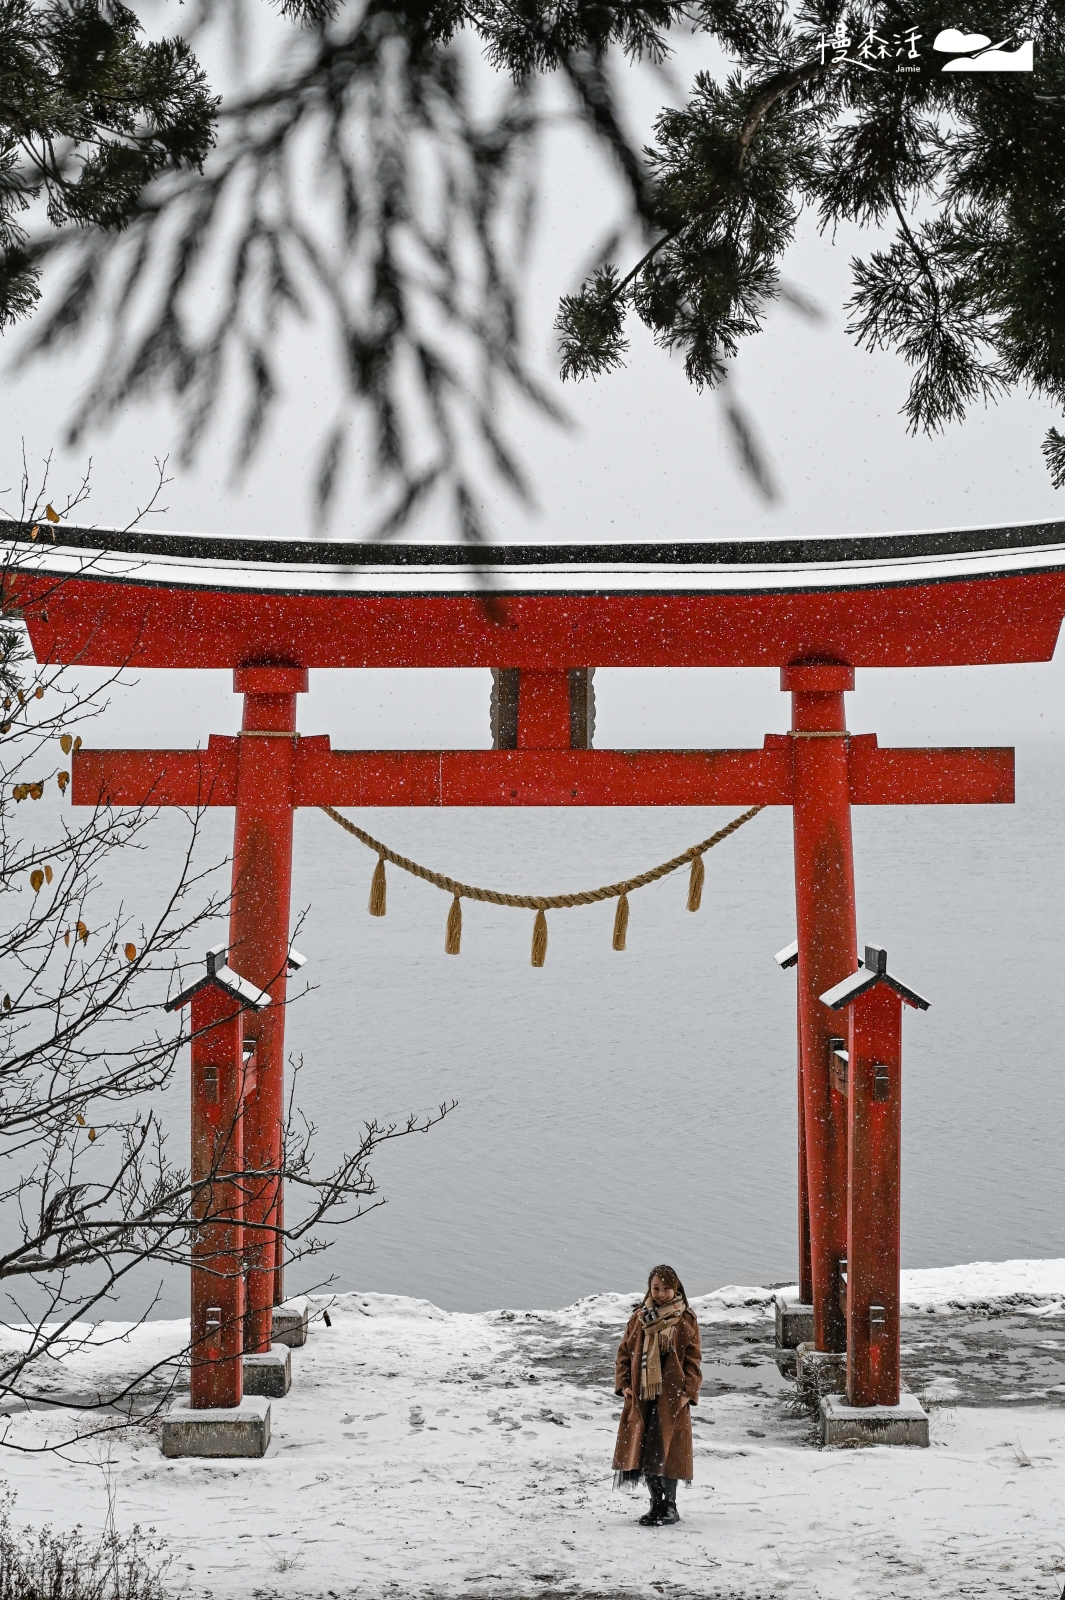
2;28;1061;548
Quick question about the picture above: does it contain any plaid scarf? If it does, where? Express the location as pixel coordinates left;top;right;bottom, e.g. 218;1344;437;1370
638;1294;686;1401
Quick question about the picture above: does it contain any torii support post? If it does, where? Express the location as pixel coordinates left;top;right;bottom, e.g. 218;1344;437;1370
165;944;270;1408
846;978;904;1406
160;947;272;1459
786;662;857;1355
231;665;307;1354
187;980;248;1409
821;946;930;1443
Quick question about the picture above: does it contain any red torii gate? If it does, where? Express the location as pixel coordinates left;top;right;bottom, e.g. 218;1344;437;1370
10;517;1065;1402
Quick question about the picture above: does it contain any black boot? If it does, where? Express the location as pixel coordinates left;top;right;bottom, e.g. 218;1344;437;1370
638;1476;665;1525
658;1478;679;1525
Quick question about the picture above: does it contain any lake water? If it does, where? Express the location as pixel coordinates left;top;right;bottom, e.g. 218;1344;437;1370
12;666;1065;1317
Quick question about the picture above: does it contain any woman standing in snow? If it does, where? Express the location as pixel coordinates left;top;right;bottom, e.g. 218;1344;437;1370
612;1264;702;1526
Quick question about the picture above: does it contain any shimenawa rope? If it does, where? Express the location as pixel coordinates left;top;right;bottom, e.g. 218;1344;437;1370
319;803;764;967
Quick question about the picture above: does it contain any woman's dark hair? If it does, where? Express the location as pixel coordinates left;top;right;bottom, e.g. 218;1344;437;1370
647;1263;688;1303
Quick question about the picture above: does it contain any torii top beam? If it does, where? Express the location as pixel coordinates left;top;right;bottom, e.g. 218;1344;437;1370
7;517;1065;670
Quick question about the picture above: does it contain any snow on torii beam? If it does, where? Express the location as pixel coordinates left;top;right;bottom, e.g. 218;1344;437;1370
9;516;1065;669
8;516;1064;1377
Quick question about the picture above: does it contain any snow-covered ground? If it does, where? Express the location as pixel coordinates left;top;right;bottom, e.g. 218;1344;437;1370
5;1261;1065;1600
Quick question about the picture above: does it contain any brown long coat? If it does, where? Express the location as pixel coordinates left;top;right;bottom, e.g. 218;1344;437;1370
612;1304;702;1480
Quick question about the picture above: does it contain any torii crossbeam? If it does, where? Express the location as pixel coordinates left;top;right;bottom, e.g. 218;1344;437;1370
10;517;1064;1390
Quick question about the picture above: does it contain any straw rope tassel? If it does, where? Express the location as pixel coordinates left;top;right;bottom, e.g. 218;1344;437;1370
319;802;765;957
612;892;629;951
687;853;705;912
445;895;462;955
369;855;387;917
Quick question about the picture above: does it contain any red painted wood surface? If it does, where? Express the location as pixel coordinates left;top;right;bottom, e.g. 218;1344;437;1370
516;671;572;748
797;1011;813;1306
71;740;1015;809
845;982;904;1407
789;666;856;1354
14;570;1065;669
229;668;305;1349
189;985;247;1409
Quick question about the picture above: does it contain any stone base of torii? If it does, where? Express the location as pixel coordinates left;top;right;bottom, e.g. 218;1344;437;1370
70;660;1011;1453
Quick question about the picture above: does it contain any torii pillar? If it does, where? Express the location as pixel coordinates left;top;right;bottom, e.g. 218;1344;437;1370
163;943;270;1433
160;944;277;1457
818;944;931;1445
787;662;857;1354
228;666;307;1354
